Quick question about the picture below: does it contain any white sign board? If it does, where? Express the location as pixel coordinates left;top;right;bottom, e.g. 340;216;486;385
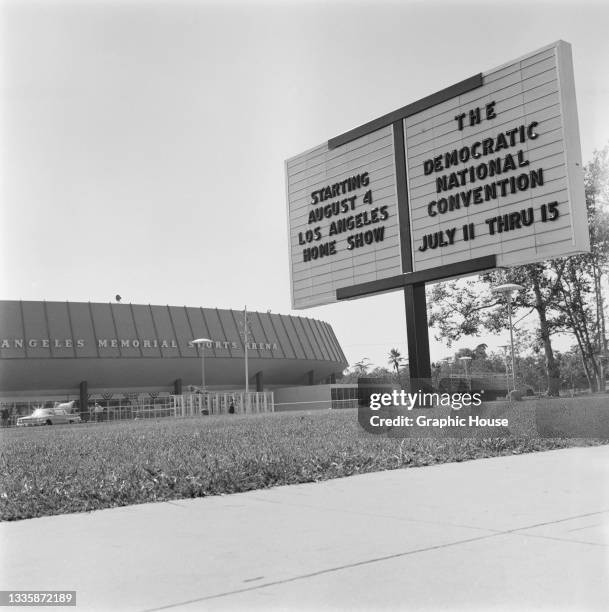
405;40;589;271
286;127;403;309
286;40;589;309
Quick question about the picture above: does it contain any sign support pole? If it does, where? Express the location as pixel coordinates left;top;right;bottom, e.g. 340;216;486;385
404;284;431;382
394;119;432;384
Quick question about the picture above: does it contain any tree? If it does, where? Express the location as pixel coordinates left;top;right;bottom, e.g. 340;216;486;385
557;346;590;392
517;352;549;395
585;145;609;358
431;361;443;388
485;263;565;395
353;358;371;377
428;146;609;394
549;147;609;391
368;366;394;382
387;348;405;381
429;268;564;393
337;361;392;384
454;343;488;361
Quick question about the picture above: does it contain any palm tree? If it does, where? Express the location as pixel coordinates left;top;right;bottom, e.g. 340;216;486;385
388;348;405;379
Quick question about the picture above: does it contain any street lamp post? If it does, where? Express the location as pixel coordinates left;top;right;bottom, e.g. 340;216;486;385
441;357;452;390
243;306;249;396
499;344;511;397
492;284;523;393
191;338;212;391
458;356;472;391
594;352;606;394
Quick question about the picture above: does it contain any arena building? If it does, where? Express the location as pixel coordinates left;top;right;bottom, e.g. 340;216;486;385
0;301;348;404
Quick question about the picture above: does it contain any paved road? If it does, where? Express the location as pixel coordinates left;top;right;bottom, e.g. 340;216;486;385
2;446;608;611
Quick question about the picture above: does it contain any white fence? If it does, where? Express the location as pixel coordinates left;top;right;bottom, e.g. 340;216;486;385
0;391;274;427
175;392;274;417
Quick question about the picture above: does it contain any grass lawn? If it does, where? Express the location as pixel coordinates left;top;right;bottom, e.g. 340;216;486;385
1;409;607;521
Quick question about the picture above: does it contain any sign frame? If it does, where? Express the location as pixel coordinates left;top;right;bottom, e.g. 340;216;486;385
286;40;589;381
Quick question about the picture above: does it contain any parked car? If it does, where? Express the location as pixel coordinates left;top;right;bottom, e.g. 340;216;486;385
16;407;81;427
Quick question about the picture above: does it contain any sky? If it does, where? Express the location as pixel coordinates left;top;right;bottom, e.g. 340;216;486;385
1;0;608;371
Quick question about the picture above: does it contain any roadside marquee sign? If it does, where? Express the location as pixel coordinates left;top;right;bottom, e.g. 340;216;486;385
286;40;589;310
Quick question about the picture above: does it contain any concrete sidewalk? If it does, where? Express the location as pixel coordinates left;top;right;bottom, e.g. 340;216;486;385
2;446;608;611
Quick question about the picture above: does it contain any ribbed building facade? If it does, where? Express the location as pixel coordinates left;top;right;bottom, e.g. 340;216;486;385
0;301;347;398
